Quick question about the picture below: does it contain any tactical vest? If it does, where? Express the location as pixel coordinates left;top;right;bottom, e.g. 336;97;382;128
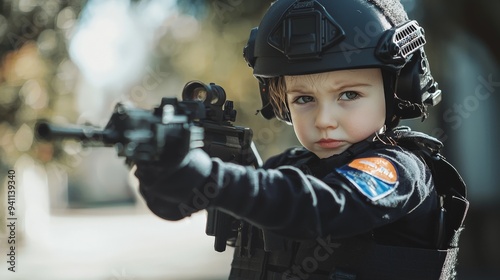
228;127;469;280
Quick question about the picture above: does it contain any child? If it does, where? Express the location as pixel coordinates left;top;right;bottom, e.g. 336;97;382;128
135;0;468;279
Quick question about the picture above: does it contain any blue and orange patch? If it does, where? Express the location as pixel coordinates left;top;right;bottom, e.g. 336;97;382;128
336;157;398;201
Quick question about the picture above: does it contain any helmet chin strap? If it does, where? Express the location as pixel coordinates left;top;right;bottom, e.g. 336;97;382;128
394;96;428;120
283;100;293;125
382;69;398;129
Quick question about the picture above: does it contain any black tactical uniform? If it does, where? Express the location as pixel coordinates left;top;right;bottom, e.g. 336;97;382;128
138;127;467;280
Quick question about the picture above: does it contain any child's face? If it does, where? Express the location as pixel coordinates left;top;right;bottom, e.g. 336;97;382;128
285;68;386;158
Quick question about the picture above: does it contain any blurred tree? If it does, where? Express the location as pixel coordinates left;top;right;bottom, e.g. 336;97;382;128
0;0;87;246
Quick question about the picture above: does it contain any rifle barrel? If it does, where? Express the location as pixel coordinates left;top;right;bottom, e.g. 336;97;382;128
35;121;112;143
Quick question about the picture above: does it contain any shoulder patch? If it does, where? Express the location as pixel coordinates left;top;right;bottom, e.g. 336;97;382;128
336;157;398;201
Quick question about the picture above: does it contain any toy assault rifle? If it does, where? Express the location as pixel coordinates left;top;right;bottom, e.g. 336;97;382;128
36;81;262;252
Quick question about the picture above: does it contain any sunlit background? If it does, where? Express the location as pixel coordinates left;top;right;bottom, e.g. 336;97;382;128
0;0;498;279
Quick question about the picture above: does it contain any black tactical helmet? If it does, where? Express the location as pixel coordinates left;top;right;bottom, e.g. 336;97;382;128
244;0;441;124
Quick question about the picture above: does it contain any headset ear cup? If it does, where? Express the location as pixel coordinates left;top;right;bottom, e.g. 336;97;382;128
395;47;442;120
258;81;276;120
395;48;437;119
396;51;422;105
258;78;293;124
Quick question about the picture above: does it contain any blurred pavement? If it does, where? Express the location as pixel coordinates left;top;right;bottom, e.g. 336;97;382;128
0;207;233;280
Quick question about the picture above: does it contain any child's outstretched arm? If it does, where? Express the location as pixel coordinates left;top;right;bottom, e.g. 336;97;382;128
135;145;435;241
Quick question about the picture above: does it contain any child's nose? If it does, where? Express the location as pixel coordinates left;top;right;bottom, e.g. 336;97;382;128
315;105;338;129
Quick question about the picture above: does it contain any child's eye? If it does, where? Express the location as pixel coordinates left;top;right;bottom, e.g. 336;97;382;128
339;91;360;101
293;96;315;104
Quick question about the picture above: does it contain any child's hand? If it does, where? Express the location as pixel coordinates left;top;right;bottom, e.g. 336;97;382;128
134;149;213;206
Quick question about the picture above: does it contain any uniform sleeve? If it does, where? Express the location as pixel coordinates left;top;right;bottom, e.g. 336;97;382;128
140;146;435;240
212;146;434;239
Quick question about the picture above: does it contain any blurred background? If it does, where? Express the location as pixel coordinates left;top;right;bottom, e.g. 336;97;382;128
0;0;498;279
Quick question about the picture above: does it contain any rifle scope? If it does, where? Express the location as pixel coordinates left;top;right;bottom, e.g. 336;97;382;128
182;81;226;106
